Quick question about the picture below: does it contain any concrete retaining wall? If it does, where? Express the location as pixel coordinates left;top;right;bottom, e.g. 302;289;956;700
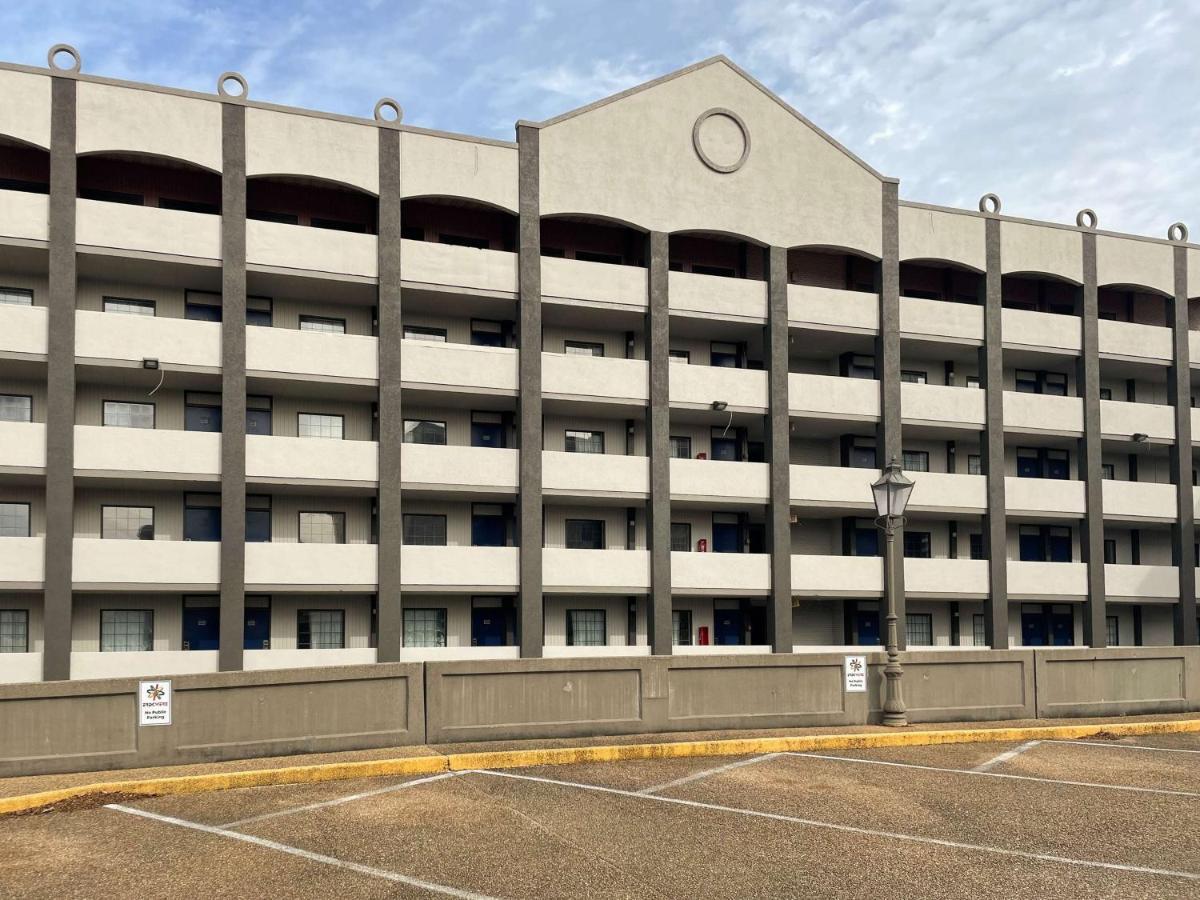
1032;646;1200;718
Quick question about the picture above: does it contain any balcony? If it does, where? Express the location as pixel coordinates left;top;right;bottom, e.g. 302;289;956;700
246;327;378;382
0;303;47;358
905;558;988;598
1098;320;1172;363
400;546;518;591
73;538;219;589
244;648;378;671
788;373;878;422
404;444;518;494
245;543;377;590
900;297;983;344
1104;564;1178;602
668;271;767;322
543;450;646;499
75;309;220;370
1003;392;1083;436
246;220;377;278
541;256;646;308
246;435;377;486
671;458;768;504
0;422;44;472
401;341;517;395
75;425;219;480
543;548;650;593
1100;400;1174;443
1102;480;1177;523
0;652;41;684
1002;309;1080;355
907;471;986;514
672;364;766;412
70;650;219;680
0;189;48;243
671;551;770;594
787;285;877;334
790;465;871;511
76;199;220;260
791;554;882;597
901;382;985;429
1007;560;1087;600
0;537;44;588
542;353;647;405
1005;477;1085;518
400;239;517;295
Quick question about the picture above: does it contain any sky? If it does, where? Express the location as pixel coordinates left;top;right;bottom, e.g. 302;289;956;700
2;0;1196;239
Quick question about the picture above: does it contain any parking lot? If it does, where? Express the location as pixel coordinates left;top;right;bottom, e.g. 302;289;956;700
3;731;1198;898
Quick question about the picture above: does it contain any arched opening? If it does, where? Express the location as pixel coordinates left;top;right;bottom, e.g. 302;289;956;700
1002;273;1081;316
670;231;765;280
1098;284;1170;327
248;175;377;234
900;259;984;305
540;214;647;266
400;197;516;251
790;246;879;293
0;136;49;194
78;152;221;213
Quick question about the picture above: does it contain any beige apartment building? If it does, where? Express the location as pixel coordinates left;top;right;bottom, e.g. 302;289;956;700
0;45;1197;684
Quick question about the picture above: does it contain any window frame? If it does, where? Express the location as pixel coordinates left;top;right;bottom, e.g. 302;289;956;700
403;607;448;648
900;449;929;473
900;370;927;384
0;393;32;423
905;612;933;647
298;314;347;335
0;501;31;538
297;609;346;650
100;608;154;652
0;286;34;307
102;296;157;316
668;435;692;460
563;340;605;357
298;510;347;545
668;349;691;364
670;522;692;553
972;614;986;647
0;608;29;653
297;411;345;440
101;504;155;541
902;530;932;559
566;609;607;646
564;429;605;454
102;399;156;430
565;518;606;550
672;609;693;646
403;419;448;446
402;513;448;546
403;324;448;342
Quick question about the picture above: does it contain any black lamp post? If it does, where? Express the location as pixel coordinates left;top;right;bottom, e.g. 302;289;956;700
871;455;915;727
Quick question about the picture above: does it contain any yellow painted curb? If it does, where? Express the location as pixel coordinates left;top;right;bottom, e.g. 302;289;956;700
3;717;1198;817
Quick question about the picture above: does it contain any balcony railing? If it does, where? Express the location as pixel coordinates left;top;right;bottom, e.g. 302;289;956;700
673;364;766;412
401;546;519;591
543;450;646;498
73;538;219;589
671;458;768;503
246;435;378;486
900;297;982;344
1101;480;1177;522
75;309;220;370
1098;319;1172;363
1002;392;1083;436
0;422;45;472
401;239;517;295
245;543;378;590
542;256;646;308
672;551;770;594
0;537;44;587
901;382;985;429
404;444;518;494
0;189;49;243
401;341;518;394
246;327;378;382
543;548;650;593
76;199;220;260
668;271;767;321
1100;399;1174;443
247;219;377;278
0;303;47;358
789;373;879;421
75;425;220;480
1002;308;1080;355
542;353;648;404
787;285;877;333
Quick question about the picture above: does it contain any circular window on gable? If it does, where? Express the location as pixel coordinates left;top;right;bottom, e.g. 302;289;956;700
692;108;750;174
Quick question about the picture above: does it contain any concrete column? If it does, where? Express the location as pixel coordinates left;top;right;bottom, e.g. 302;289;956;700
376;125;404;661
981;216;1009;648
42;75;77;682
765;246;793;652
877;180;905;649
646;231;672;655
218;101;247;672
1078;231;1107;647
516;123;543;658
1169;243;1198;644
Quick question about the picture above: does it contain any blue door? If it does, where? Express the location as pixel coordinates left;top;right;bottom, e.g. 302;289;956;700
183;606;219;650
855;611;881;645
472;423;505;448
854;529;879;556
472;515;506;547
1022;611;1048;646
1050;608;1074;646
243;606;270;650
185;506;221;542
472;608;506;646
714;609;743;645
712;522;740;553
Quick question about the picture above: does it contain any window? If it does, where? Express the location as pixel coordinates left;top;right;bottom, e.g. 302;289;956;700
298;610;344;649
972;614;986;647
905;613;933;646
1045;450;1069;480
965;376;981;389
669;436;692;460
1016;370;1068;396
0;287;33;306
969;533;985;560
903;531;931;558
1104;539;1117;564
901;450;929;472
564;429;604;454
670;522;692;552
1018;447;1069;480
566;609;606;646
0;503;30;537
967;454;982;476
566;519;605;550
1101;463;1115;480
403;608;447;648
403;513;447;546
0;394;31;423
669;349;690;364
844;354;876;380
185;393;222;433
184;290;222;322
102;506;154;540
103;400;154;429
1019;525;1072;562
1106;616;1120;646
710;433;738;461
404;324;447;342
564;340;605;357
246;495;271;543
103;296;155;316
1016;448;1041;478
299;512;346;544
299;315;346;334
247;396;272;436
298;412;344;440
0;609;28;653
672;609;693;646
1099;388;1113;401
901;370;927;384
100;610;153;652
404;419;446;445
711;342;739;368
849;442;877;469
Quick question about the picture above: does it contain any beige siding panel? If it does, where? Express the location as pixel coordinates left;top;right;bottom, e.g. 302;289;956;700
270;297;374;335
267;594;373;650
790;519;836;555
543;415;644;455
792;598;840;645
544;505;643;549
77;279;190;318
401;313;473;345
76;384;187;430
269;495;374;544
541;325;631;359
544;595;642;647
75;490;185;540
71;594;184;651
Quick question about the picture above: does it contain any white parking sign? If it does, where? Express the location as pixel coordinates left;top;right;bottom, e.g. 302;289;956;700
138;680;172;726
844;656;867;693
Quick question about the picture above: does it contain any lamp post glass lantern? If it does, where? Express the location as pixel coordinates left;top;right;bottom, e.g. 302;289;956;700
872;456;914;726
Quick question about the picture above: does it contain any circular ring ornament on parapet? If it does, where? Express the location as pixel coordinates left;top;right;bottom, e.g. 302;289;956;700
1168;222;1189;243
978;193;1001;214
217;72;249;99
692;108;750;174
374;98;403;125
1076;208;1098;230
47;44;82;73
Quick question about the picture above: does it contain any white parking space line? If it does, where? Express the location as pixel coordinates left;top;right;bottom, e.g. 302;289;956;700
972;740;1041;772
785;752;1200;798
1047;739;1200;755
471;770;1200;882
107;803;500;900
636;753;781;795
219;771;463;829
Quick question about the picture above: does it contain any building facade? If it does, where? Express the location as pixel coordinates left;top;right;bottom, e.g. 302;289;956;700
0;46;1198;685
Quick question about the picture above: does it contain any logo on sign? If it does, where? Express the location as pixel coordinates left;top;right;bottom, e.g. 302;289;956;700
844;656;867;693
138;680;172;726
